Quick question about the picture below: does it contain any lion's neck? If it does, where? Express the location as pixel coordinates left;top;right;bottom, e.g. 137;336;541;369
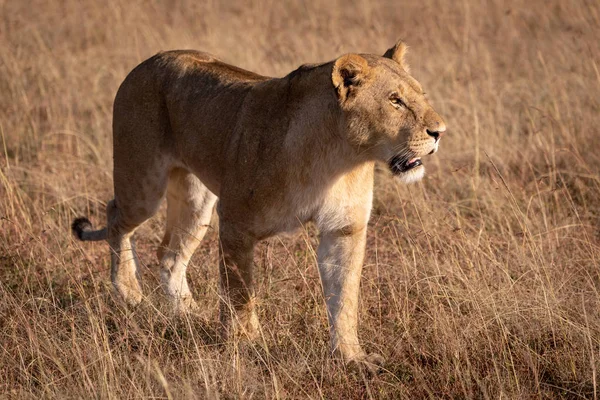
281;66;372;190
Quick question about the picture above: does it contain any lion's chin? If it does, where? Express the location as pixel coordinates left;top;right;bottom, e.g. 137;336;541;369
388;154;426;184
394;165;425;184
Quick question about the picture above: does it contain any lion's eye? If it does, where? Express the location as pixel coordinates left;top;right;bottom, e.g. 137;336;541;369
390;96;406;108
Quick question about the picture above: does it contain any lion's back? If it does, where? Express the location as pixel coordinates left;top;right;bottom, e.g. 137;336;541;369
111;50;270;188
151;50;269;86
114;50;269;111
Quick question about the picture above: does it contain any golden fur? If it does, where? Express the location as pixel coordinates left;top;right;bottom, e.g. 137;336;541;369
72;40;446;370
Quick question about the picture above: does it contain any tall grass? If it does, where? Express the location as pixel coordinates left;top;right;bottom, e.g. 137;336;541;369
1;0;599;398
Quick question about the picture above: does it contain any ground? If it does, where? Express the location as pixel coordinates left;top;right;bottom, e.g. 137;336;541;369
1;0;600;398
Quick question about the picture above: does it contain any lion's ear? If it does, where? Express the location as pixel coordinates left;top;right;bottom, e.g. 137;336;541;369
332;54;371;100
383;40;410;73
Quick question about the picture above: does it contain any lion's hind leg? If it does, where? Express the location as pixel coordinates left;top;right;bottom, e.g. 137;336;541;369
158;168;218;313
108;159;170;306
105;199;145;306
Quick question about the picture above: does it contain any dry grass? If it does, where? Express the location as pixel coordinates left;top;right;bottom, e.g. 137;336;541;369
2;0;600;398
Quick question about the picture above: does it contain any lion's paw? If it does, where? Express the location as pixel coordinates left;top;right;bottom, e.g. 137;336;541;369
347;352;385;375
171;296;200;314
220;308;260;341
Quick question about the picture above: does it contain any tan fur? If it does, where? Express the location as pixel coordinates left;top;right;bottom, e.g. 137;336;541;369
73;41;446;368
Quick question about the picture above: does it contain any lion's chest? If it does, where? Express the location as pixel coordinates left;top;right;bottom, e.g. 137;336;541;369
250;186;325;239
249;172;372;239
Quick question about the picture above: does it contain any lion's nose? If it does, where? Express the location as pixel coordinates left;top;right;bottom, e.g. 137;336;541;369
426;123;446;140
426;129;443;140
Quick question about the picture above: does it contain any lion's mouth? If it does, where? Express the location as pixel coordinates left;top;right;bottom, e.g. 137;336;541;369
388;155;422;175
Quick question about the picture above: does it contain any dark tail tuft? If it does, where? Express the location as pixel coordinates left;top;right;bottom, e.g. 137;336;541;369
72;217;93;241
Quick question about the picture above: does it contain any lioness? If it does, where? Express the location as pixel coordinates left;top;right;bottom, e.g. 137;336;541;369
72;40;446;369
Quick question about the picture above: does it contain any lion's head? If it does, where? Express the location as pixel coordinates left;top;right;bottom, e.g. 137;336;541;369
332;41;446;183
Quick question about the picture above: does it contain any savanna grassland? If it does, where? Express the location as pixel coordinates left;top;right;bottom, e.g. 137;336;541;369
2;0;600;398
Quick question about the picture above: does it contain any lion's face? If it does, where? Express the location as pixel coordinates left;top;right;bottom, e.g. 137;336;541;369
332;42;446;183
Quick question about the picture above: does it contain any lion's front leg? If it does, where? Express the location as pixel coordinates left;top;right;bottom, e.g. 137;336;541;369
317;226;384;370
218;221;260;340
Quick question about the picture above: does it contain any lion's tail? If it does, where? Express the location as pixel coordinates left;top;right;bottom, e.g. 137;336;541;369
71;217;108;242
